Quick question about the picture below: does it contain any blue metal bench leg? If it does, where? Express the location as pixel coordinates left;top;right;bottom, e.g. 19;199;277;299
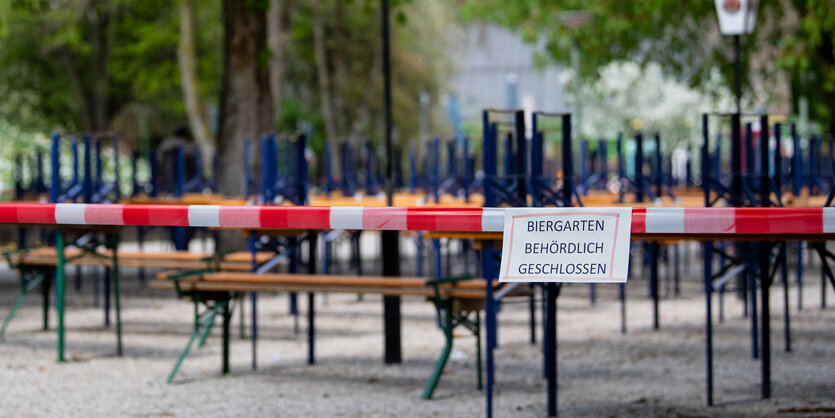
797;242;803;311
104;266;111;327
308;292;315;365
649;241;660;329
251;291;258;370
476;310;482;391
483;243;497;418
249;234;258;370
109;234;122;357
780;247;791;352
704;242;714;406
749;261;759;359
619;282;626;334
239;293;245;340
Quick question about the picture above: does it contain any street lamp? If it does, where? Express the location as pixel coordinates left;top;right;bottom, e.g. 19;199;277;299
714;0;758;205
714;0;758;115
556;11;592;173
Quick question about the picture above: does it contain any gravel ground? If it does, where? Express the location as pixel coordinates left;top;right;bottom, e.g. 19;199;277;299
0;259;833;417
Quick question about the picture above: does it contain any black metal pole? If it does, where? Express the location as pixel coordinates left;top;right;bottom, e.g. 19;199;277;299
382;2;393;207
704;242;714;406
514;110;526;204
222;299;231;374
562;115;572;206
381;0;401;365
650;241;660;329
635;133;645;203
308;231;317;365
732;34;743;206
545;283;558;417
760;243;772;399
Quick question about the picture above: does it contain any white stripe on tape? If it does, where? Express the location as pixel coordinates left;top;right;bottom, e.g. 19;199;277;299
824;207;835;234
481;208;505;232
55;203;87;224
188;205;221;227
645;207;684;233
330;206;364;230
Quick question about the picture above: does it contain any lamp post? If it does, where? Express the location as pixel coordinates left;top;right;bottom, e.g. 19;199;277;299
715;0;758;204
557;11;592;158
715;0;767;403
715;0;758;114
381;0;401;365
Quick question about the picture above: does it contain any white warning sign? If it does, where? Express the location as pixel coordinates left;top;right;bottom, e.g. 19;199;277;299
498;207;632;283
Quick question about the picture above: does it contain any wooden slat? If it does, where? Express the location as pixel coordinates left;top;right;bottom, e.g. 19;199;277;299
161;280;494;299
153;270;519;300
156;271;494;289
10;249;273;270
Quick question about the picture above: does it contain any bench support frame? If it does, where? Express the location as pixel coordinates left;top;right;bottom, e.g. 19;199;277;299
167;291;234;383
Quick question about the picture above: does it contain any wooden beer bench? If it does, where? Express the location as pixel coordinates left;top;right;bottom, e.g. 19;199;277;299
152;269;530;399
1;245;276;349
6;247;273;271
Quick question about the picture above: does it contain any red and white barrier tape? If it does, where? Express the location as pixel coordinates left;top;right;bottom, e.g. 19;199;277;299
0;203;833;235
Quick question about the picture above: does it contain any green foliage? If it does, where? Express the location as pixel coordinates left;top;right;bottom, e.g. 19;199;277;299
246;0;270;14
774;0;835;128
278;96;326;154
461;0;835;130
0;0;449;149
0;0;222;142
284;0;451;144
0;121;48;198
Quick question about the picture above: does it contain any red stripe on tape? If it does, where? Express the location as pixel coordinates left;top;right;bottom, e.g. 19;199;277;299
122;205;150;225
734;208;771;233
768;207;822;234
406;207;483;231
286;206;331;229
0;204;19;223
735;207;824;234
631;207;646;233
146;205;189;226
17;203;56;224
259;206;288;228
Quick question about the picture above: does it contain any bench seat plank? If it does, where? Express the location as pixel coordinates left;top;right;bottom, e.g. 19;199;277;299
155;271;517;300
8;249;273;271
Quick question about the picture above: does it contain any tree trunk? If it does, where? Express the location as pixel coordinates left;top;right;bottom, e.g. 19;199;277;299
218;0;273;200
178;0;215;166
312;0;339;175
217;0;273;250
267;0;294;122
333;0;348;134
820;31;835;134
826;92;835;134
350;47;382;139
61;51;93;131
89;0;111;132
